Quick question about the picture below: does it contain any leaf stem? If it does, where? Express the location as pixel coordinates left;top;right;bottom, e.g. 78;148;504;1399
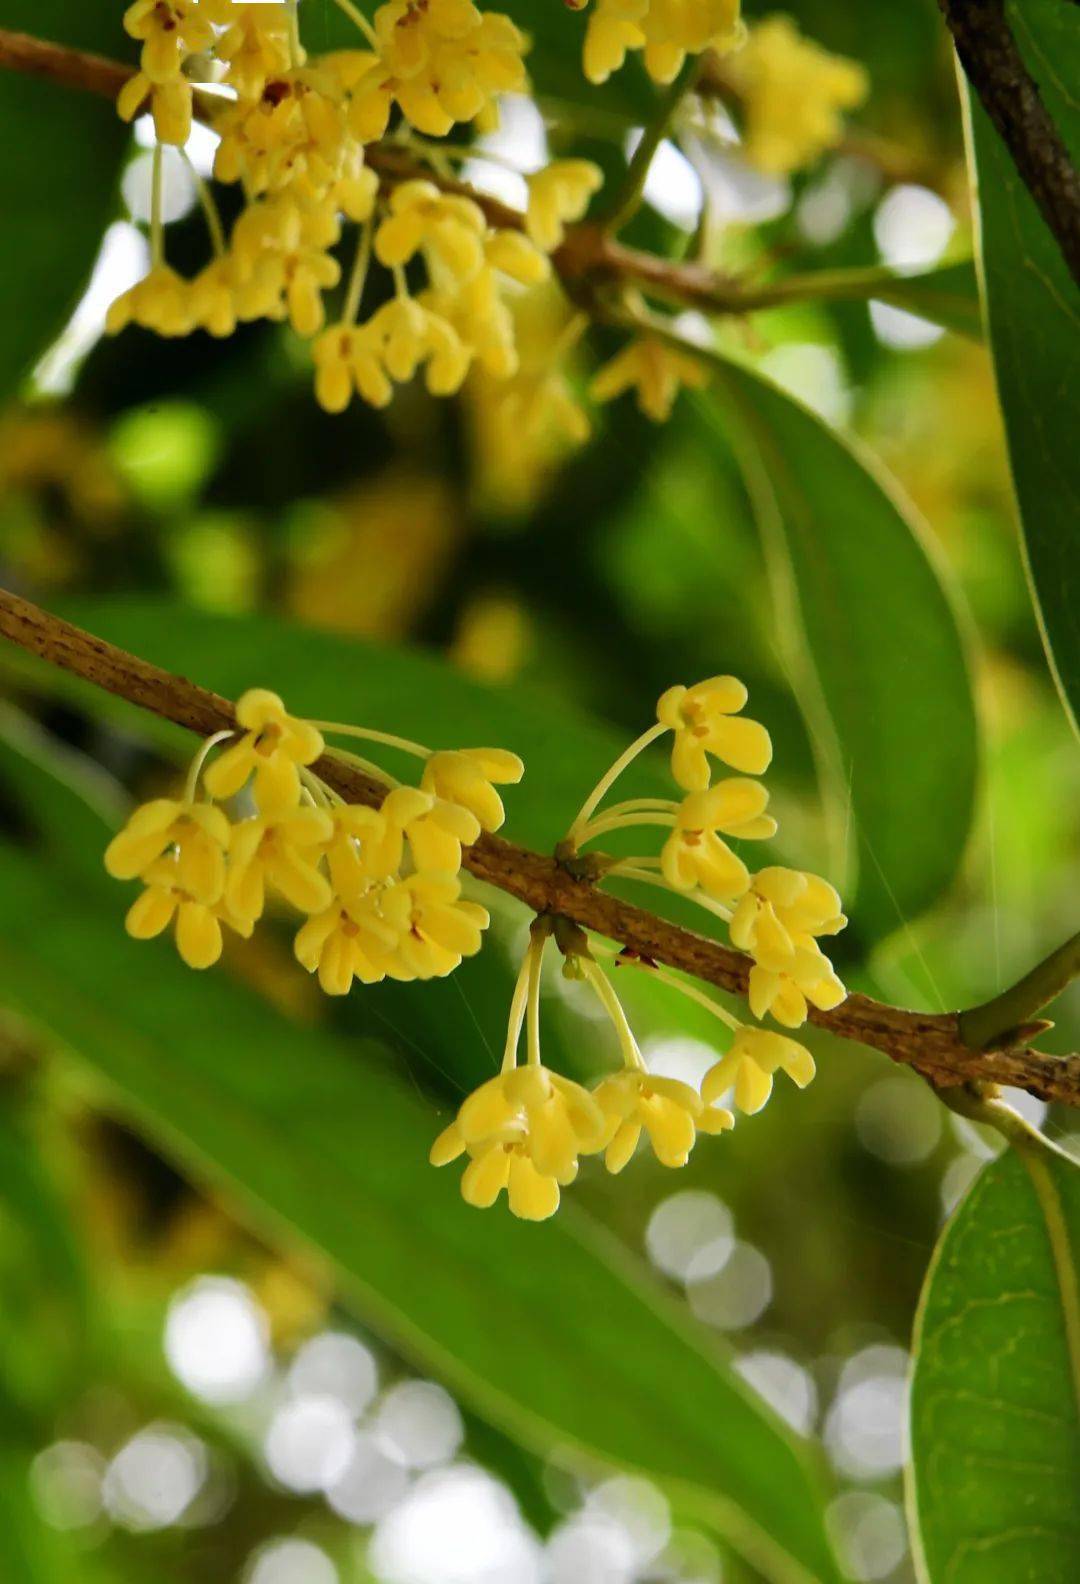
604;56;701;235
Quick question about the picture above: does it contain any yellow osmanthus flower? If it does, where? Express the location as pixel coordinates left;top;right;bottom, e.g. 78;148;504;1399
229;196;345;337
465;292;591;512
525;160;604;253
105;799;230;906
106;266;195;339
117;0;230;144
433;1064;607;1211
381;787;482;873
657;675;772;789
203;689;325;813
225;807;335;924
660;778;775;900
213;69;353;201
375;181;488;280
343;0;528;141
729;866;846;967
125;856;252;971
702;1026;815;1114
421;747;525;831
722;18;869;175
590;336;709;423
748;942;846;1029
582;0;743;86
594;1068;733;1171
388;872;490;978
431;932;607;1218
294;895;402;993
215;4;294;101
322;803;397;899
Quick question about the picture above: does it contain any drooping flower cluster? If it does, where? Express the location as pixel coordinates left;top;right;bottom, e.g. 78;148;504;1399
105;687;522;990
107;0;604;424
435;673;846;1220
716;17;869;175
579;0;745;87
103;671;846;1222
107;0;871;450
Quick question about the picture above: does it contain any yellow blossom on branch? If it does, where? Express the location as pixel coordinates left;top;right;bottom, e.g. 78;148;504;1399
525;160;604;253
421;747;525;831
105;799;230;905
202;688;325;813
722;17;869;175
594;1068;733;1171
702;1026;816;1114
748;943;846;1029
582;0;744;86
729;866;847;966
656;676;773;788
225;808;335;925
660;778;776;899
590;335;710;423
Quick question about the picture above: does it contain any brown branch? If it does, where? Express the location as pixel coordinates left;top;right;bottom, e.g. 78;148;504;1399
2;586;1079;1107
938;0;1080;286
0;26;961;323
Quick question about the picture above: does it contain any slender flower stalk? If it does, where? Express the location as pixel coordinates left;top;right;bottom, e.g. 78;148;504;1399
501;945;534;1071
149;141;164;269
343;221;373;325
576;810;676;845
184;730;233;803
581;959;646;1070
565;723;668;845
310;721;431;759
606;860;735;922
526;933;546;1065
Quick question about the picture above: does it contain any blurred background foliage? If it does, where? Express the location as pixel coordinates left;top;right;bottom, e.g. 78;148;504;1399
1;1;1079;1583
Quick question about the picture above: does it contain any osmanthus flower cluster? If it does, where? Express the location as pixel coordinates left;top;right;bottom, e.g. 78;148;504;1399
434;674;847;1220
103;671;846;1222
105;686;522;987
106;0;868;438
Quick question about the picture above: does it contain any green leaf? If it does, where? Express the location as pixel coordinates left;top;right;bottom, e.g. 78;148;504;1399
908;1140;1080;1583
0;4;129;398
56;594;676;855
698;365;977;943
963;2;1080;731
0;709;841;1584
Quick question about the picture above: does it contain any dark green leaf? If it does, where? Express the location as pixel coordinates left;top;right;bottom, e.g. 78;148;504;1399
964;2;1080;731
0;714;841;1584
909;1141;1080;1582
0;4;129;398
700;364;977;942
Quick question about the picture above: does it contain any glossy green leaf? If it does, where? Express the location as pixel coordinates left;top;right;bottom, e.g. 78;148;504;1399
909;1141;1080;1583
964;2;1080;731
0;704;840;1584
699;364;977;943
0;3;129;398
57;594;676;855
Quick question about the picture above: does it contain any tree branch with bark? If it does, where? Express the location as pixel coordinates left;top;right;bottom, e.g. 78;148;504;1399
2;587;1078;1109
937;0;1080;285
